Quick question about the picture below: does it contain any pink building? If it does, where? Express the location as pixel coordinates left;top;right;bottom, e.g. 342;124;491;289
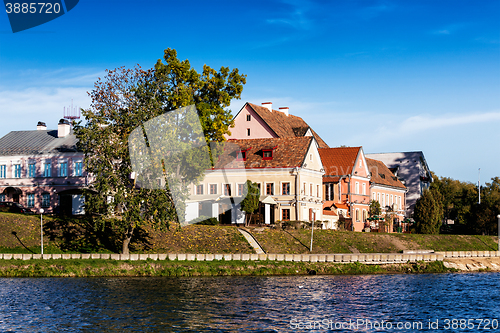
0;119;87;214
319;147;371;232
225;102;329;148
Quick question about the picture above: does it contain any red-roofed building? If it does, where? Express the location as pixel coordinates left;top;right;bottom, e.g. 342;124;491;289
318;147;371;231
187;136;325;224
225;102;329;149
366;158;407;232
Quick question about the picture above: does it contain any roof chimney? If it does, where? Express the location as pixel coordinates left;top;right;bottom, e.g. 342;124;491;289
278;107;289;116
58;119;71;137
261;102;272;112
37;121;47;130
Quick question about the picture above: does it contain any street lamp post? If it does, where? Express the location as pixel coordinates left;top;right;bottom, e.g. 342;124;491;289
310;209;316;252
40;208;44;255
497;215;500;252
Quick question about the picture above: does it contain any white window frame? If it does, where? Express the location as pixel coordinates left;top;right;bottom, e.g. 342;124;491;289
73;159;83;177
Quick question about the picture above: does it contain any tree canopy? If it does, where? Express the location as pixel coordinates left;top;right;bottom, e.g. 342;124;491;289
74;49;246;254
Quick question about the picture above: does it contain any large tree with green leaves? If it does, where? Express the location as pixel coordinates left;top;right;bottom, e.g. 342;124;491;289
240;180;260;226
74;49;246;254
413;188;444;234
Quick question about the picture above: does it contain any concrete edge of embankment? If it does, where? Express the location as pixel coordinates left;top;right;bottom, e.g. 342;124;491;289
1;251;499;264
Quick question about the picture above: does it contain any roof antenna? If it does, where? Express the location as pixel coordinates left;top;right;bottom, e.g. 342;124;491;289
64;99;80;122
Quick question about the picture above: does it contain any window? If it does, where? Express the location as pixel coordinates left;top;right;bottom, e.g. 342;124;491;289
28;163;36;177
386;194;389;207
309;154;312;161
373;192;376;200
0;194;5;201
210;184;217;195
317;185;320;198
0;165;5;178
246;114;251;121
355;182;359;194
224;184;231;196
390;194;394;206
282;182;290;195
266;183;274;195
238;183;245;196
27;194;35;208
196;184;203;195
263;150;273;160
282;209;290;221
362;209;367;222
399;196;402;210
14;164;21;178
43;162;51;177
247;128;251;136
59;161;68;177
303;182;306;195
362;183;366;195
325;183;334;201
41;193;50;207
309;184;313;196
355;209;360;222
377;193;380;203
74;161;83;176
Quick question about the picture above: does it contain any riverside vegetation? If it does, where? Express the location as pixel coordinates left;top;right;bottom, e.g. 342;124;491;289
0;213;497;255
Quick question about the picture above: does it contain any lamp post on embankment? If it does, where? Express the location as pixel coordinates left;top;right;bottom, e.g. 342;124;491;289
497;215;500;252
40;208;44;255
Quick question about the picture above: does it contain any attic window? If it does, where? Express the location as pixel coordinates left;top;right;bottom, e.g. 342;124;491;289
236;148;251;161
379;173;385;179
262;145;277;160
246;115;251;121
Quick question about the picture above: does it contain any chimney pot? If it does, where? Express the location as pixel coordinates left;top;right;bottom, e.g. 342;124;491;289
58;119;71;137
279;107;289;116
261;102;273;112
37;121;47;131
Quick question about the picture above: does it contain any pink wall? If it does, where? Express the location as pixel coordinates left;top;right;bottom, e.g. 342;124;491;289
225;104;277;140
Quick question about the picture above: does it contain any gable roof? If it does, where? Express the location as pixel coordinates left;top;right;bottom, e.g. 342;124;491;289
366;158;406;190
0;130;79;156
318;147;362;176
246;103;329;148
214;136;313;169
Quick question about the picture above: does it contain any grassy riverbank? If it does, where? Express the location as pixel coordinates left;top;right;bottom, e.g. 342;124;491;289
1;212;497;254
0;259;454;277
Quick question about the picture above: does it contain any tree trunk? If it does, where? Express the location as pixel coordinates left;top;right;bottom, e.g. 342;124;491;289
122;226;135;255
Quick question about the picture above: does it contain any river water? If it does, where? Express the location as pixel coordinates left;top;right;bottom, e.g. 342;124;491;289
0;273;499;332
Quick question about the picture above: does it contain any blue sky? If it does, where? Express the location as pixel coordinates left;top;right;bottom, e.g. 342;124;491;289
0;0;499;184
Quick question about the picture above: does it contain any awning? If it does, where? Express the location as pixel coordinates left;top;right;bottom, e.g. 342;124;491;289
2;187;22;195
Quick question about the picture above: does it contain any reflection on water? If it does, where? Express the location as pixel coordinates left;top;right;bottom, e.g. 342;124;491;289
0;273;499;332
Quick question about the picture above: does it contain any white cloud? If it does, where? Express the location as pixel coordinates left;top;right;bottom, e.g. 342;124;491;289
0;86;91;135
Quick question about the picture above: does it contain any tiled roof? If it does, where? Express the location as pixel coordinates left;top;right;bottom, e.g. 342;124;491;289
323;200;336;209
318;147;361;176
366;158;406;189
247;103;329;148
0;130;79;156
334;203;349;210
214;137;312;169
322;210;338;216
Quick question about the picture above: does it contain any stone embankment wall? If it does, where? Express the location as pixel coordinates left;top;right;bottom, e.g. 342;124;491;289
1;251;499;268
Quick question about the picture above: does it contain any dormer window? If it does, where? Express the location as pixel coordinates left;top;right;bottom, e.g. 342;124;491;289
263;150;273;160
236;148;251;161
262;146;277;160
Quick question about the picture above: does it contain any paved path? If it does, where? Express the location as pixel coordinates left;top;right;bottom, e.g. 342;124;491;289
238;228;265;254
